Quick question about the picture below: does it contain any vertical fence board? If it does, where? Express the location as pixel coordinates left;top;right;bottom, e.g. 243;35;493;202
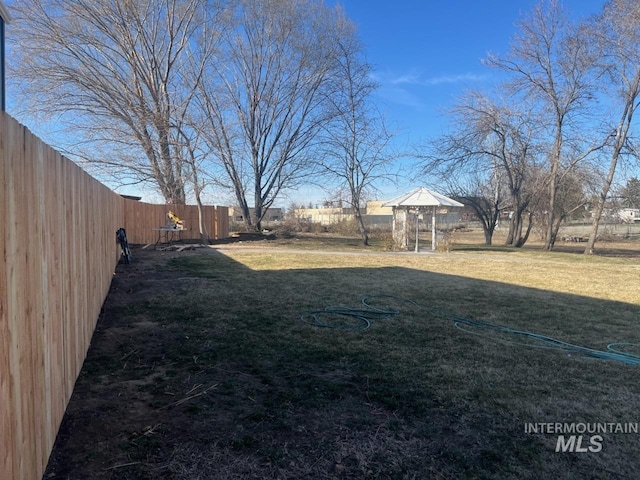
30;130;47;471
42;147;64;451
5;117;35;480
62;158;75;402
0;112;16;480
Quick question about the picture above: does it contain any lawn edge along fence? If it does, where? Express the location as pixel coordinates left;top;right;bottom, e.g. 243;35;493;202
0;112;229;479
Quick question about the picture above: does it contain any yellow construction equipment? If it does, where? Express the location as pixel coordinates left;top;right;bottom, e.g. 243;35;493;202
167;210;185;230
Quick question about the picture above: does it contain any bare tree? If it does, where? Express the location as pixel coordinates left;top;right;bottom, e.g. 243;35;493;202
584;0;640;254
444;171;504;246
486;0;598;250
422;92;541;247
173;125;212;243
619;177;640;208
9;0;226;204
318;17;394;246
535;164;595;240
196;0;346;231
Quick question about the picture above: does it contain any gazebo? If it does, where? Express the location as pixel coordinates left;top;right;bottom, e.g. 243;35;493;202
383;187;464;252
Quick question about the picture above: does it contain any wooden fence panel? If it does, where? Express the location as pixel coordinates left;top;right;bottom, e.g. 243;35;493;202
215;206;230;240
123;199;165;245
4;115;35;480
1;113;230;480
123;200;227;244
30;127;47;473
0;115;126;480
1;112;20;480
3;114;40;480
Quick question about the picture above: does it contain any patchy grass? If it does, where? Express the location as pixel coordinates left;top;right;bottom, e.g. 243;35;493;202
45;240;640;479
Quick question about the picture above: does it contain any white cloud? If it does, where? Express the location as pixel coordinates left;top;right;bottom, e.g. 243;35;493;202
422;73;489;85
374;70;488;87
389;73;422;85
377;85;426;110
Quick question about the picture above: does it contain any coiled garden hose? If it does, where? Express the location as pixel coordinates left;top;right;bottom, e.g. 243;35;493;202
300;294;640;365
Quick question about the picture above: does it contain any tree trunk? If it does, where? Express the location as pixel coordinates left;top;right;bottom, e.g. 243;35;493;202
544;133;563;251
506;217;515;245
254;181;264;232
194;190;209;244
515;212;534;247
484;228;493;246
354;207;369;245
479;208;496;246
506;207;523;247
549;214;565;249
254;206;263;232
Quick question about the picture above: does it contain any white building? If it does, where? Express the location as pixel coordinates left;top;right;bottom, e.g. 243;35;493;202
618;208;640;223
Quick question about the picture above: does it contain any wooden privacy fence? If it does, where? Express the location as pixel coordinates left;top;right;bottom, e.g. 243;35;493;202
0;113;229;480
123;200;229;245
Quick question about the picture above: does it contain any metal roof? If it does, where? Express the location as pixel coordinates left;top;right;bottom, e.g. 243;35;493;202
382;187;464;208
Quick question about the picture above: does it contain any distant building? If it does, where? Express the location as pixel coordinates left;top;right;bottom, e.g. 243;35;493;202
293;206;354;225
618;208;640;224
292;200;477;229
365;200;393;216
229;207;283;224
0;1;10;111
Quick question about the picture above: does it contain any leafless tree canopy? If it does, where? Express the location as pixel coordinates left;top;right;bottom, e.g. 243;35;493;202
583;0;640;253
10;0;229;203
486;0;599;250
9;0;365;229
11;0;640;244
422;92;543;247
317;16;395;246
421;0;640;251
195;0;352;229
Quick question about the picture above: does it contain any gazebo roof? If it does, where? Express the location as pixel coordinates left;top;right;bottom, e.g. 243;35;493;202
382;187;464;208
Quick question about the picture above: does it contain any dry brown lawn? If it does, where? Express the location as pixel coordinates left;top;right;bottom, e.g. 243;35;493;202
44;232;640;479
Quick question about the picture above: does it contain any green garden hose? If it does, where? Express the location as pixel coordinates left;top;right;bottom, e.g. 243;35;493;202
300;294;640;365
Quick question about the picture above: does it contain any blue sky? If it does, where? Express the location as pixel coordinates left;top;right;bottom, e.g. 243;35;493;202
283;0;607;205
337;0;606;147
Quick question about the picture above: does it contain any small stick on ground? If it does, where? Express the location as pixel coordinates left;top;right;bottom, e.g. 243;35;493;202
103;461;142;471
159;383;218;410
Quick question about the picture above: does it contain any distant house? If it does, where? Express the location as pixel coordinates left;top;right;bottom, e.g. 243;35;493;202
618;208;640;224
0;0;9;111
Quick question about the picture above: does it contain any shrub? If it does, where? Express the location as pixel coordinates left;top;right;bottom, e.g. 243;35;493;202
327;218;360;236
369;227;395;250
436;230;453;253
